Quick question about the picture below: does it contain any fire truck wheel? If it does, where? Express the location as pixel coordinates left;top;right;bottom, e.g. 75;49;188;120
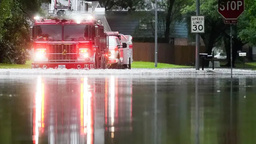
117;59;122;69
94;58;97;69
101;56;106;69
95;57;100;69
101;58;106;69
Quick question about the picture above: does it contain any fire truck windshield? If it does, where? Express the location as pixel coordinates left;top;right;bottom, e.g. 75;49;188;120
108;36;121;47
64;25;90;41
33;25;62;41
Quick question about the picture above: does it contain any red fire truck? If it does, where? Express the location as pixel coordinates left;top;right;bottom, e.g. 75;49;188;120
31;15;108;69
31;0;108;69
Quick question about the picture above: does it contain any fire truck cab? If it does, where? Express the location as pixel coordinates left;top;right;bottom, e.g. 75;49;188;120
31;16;107;69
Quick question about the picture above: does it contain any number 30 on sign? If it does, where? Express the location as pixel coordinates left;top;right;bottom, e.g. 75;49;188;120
191;16;205;33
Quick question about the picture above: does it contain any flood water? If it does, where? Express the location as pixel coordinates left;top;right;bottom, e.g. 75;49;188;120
0;75;256;144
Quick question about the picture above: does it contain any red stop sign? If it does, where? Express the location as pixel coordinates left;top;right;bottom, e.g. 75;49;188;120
218;0;244;19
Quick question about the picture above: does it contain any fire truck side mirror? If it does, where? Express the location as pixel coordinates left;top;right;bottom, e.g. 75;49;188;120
122;43;127;48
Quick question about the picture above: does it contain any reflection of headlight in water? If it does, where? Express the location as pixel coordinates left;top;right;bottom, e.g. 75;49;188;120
110;76;115;127
80;77;93;144
34;76;45;144
110;126;115;132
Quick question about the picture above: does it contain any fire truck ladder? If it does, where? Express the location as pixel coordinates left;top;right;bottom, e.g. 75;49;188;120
92;1;111;32
51;0;111;32
53;0;71;16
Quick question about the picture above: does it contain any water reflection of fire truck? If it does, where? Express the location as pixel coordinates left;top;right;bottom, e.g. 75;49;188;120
33;77;95;144
32;0;108;69
104;76;133;141
32;76;133;144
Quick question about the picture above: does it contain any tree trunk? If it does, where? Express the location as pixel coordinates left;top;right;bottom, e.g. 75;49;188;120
6;55;14;64
164;0;175;43
201;28;217;55
224;25;243;67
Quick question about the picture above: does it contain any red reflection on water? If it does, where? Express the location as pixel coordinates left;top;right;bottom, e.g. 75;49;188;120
33;77;45;144
80;77;94;144
130;82;133;125
104;77;133;138
115;78;119;119
105;78;108;127
32;76;132;144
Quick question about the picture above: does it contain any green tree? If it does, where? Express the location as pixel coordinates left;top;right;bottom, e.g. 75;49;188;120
162;0;189;42
99;0;116;10
0;0;42;64
0;0;12;41
99;0;145;11
238;0;256;45
17;0;41;16
0;1;30;64
116;0;145;11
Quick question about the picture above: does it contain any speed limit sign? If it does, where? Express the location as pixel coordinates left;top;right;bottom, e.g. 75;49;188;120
191;16;205;33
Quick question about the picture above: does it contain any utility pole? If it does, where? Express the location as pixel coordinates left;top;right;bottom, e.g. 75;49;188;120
230;25;233;78
154;0;158;68
195;0;200;70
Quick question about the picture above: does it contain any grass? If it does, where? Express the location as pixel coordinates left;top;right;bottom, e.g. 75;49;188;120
0;61;31;69
244;62;256;70
131;61;191;69
0;61;190;69
246;62;256;67
0;61;255;69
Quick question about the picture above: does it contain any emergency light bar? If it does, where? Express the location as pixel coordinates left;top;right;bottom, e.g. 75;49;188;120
33;13;96;24
34;15;41;20
94;8;105;15
105;31;119;36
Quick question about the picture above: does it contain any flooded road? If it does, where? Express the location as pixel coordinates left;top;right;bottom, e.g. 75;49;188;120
0;75;256;144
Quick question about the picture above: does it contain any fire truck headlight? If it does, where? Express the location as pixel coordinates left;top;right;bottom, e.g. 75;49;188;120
81;53;89;58
109;50;116;59
79;48;90;59
34;48;48;61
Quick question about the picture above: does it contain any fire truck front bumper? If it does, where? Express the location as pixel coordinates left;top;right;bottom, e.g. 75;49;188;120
32;62;95;69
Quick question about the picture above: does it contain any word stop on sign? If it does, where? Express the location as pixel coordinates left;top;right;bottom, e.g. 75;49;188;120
219;0;243;11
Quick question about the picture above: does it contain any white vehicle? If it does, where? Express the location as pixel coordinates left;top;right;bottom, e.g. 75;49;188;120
119;34;133;69
106;32;133;69
106;33;122;69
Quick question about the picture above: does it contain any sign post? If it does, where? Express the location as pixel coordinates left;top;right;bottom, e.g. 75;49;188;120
230;25;233;78
154;0;158;68
191;16;204;70
218;0;244;78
